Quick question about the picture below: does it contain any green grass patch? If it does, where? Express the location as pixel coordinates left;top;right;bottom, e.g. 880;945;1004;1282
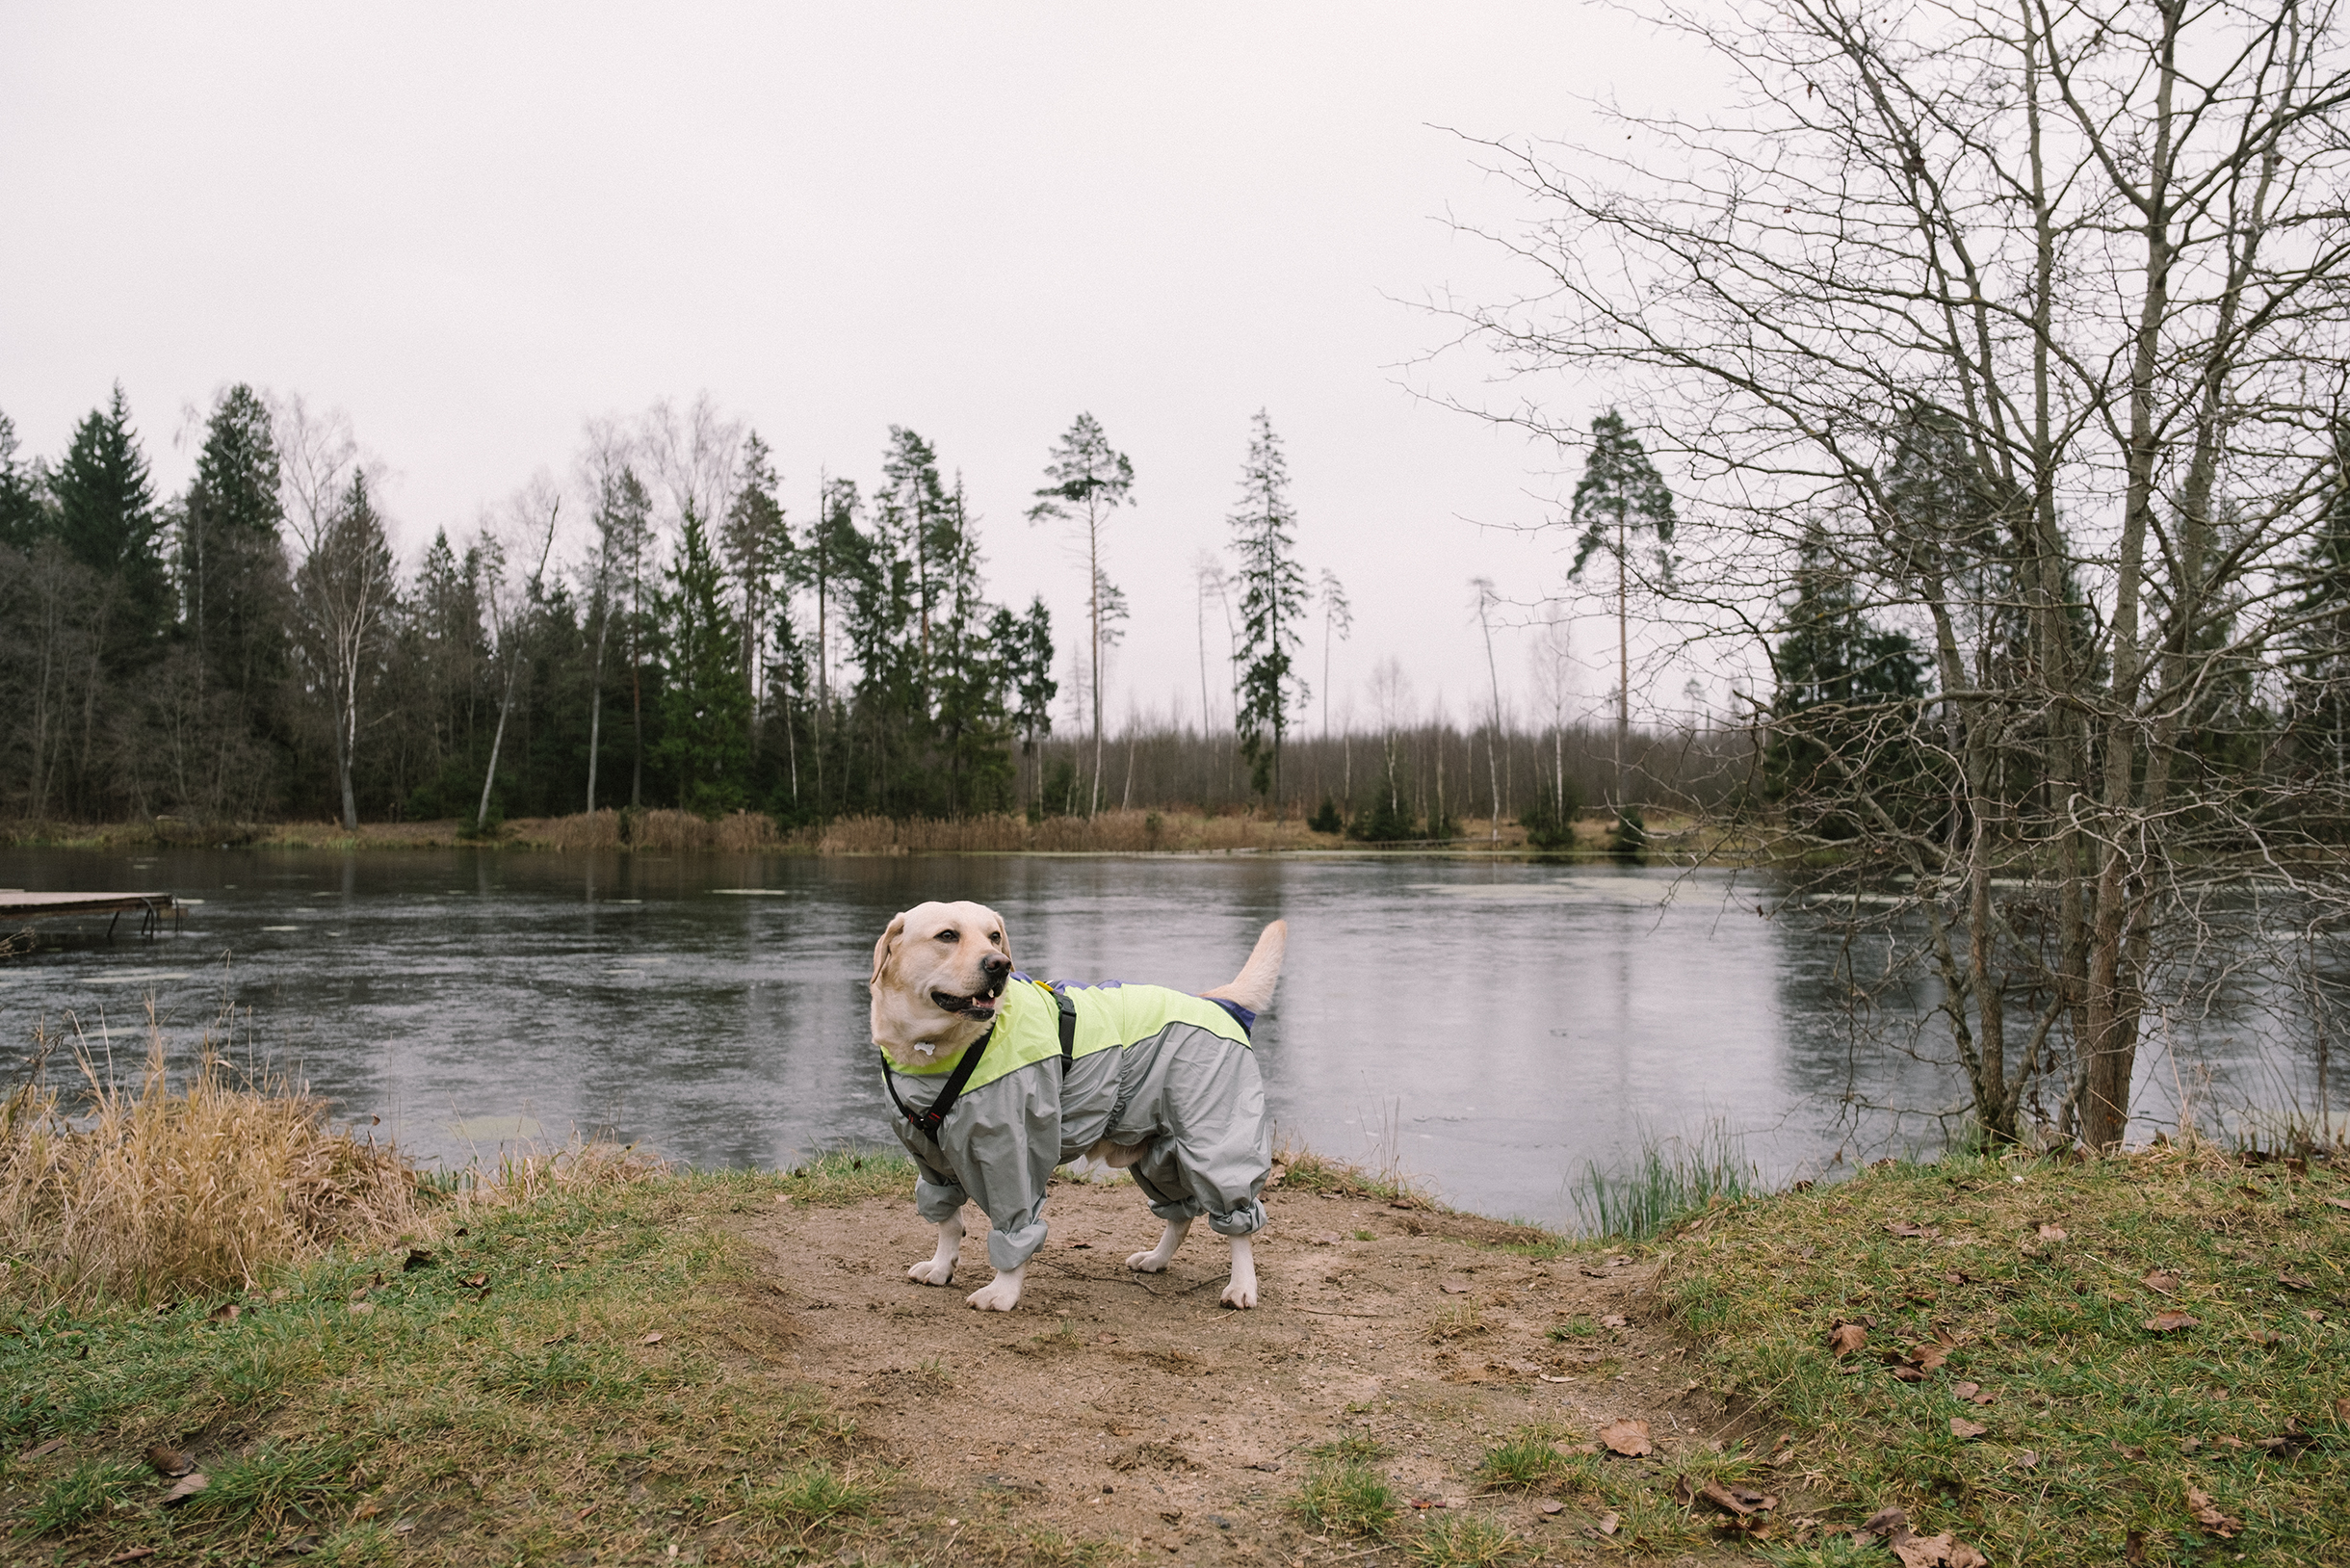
1308;1433;1392;1463
1293;1460;1398;1537
0;1159;1008;1563
1477;1433;1568;1490
1407;1510;1522;1565
1666;1145;2350;1565
1572;1121;1757;1240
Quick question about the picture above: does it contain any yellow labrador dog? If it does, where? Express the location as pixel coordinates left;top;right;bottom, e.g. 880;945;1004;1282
870;901;1284;1312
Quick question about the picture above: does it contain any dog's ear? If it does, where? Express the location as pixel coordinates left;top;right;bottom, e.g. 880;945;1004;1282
870;911;909;989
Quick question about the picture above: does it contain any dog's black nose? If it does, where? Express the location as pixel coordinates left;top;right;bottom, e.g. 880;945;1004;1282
979;953;1011;980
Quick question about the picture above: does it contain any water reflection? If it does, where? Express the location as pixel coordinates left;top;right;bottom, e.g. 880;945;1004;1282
0;847;2331;1226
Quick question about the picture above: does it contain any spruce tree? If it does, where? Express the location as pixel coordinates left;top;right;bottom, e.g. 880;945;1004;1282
721;432;789;738
0;410;47;549
182;384;291;719
1567;409;1677;802
1763;524;1930;839
52;382;170;654
655;503;751;813
1228;410;1311;804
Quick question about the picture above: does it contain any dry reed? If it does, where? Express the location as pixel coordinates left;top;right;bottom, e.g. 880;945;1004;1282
455;1131;671;1209
0;1010;424;1305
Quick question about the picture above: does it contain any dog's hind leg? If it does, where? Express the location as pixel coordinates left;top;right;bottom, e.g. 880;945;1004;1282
1221;1236;1259;1309
907;1214;963;1286
1126;1216;1190;1273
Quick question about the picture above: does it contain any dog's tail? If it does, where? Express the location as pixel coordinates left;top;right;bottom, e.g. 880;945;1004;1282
1200;920;1287;1015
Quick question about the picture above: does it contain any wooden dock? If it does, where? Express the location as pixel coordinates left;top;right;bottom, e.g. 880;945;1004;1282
0;891;180;938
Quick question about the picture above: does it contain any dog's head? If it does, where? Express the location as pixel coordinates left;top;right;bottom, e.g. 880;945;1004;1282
869;900;1015;1065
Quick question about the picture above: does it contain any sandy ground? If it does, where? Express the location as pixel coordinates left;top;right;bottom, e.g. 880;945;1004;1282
743;1175;1745;1564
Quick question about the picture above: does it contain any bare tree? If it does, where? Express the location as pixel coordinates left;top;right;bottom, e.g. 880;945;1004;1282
472;475;561;832
1031;414;1136;816
278;399;393;831
1456;0;2350;1150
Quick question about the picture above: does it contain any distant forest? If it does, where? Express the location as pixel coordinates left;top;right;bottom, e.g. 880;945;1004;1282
0;385;1715;835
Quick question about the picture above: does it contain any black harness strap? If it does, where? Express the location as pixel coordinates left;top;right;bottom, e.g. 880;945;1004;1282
1054;987;1078;1074
882;1023;995;1138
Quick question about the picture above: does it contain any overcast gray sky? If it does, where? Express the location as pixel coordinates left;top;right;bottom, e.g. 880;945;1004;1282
1;3;1714;731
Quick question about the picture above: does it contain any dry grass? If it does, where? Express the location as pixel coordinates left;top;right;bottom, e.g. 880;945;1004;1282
504;808;783;852
454;1130;672;1209
807;807;1330;853
0;1012;424;1306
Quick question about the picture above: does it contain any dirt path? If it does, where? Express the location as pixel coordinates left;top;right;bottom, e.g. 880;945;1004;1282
743;1174;1739;1563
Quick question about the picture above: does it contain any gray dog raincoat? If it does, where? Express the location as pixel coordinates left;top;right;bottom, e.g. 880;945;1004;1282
881;975;1270;1271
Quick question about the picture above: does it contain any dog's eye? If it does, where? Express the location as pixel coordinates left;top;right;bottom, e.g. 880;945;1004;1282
935;929;957;942
988;931;1002;945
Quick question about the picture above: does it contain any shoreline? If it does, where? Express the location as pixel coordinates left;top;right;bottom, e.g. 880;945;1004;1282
0;806;1711;861
2;1138;2339;1564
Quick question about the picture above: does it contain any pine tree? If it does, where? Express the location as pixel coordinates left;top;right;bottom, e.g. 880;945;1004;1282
655;503;751;814
990;595;1057;820
928;480;1013;815
182;385;290;721
722;432;789;740
1763;525;1930;840
0;410;47;549
1228;410;1310;803
1567;409;1677;802
52;382;169;657
1029;413;1136;815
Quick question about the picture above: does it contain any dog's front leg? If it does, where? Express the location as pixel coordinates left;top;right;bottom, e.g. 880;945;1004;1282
906;1213;963;1286
1220;1236;1259;1309
964;1265;1025;1312
1126;1216;1190;1273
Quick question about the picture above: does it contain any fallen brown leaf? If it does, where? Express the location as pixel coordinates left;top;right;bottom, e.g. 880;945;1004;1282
2319;1193;2350;1211
2141;1269;2180;1294
2143;1311;2200;1333
2013;1450;2040;1469
19;1436;65;1460
639;1331;664;1346
459;1273;488;1290
2303;1309;2328;1323
402;1248;435;1272
1950;1380;1981;1400
207;1302;239;1322
1536;1500;1563;1515
2278;1270;2313;1292
161;1472;209;1507
1894;1531;1990;1567
1590;1510;1620;1536
348;1301;375;1317
1828;1321;1868;1357
1909;1343;1950;1372
2036;1223;2068;1241
1599;1313;1629;1329
2250;1328;2283;1346
99;1550;158;1565
1948;1417;1987;1439
2336;1397;2350;1425
2185;1485;2241;1538
1886;1220;1942;1239
1853;1504;1909;1546
1440;1278;1473;1294
1308;1233;1343;1246
1597;1419;1653;1458
144;1444;196;1477
1889;1364;1928;1383
1700;1477;1777;1515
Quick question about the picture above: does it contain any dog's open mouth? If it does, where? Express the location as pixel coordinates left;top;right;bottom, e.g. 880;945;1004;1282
929;987;1002;1018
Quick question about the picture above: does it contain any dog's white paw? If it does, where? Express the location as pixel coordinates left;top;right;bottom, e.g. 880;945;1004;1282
1220;1276;1260;1309
906;1257;955;1286
1126;1249;1172;1273
965;1273;1023;1312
